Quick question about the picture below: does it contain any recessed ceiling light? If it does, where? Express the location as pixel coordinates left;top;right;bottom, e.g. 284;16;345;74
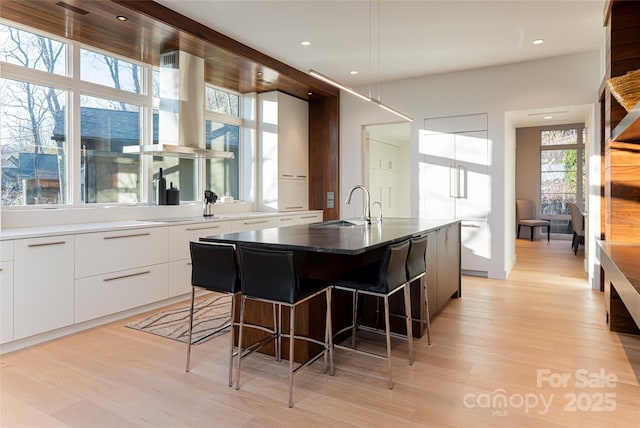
301;41;311;46
350;70;358;75
307;92;313;96
543;116;553;120
532;39;544;45
116;15;127;21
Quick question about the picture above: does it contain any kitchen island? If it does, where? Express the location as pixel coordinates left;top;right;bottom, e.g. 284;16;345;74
201;218;461;362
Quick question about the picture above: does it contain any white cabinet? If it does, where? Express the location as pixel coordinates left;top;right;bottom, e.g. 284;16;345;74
258;91;309;211
13;236;74;340
1;241;14;344
231;216;278;232
419;113;490;274
75;227;168;279
74;226;169;323
278;179;308;212
75;264;168;323
277;211;323;227
167;221;231;297
168;221;231;261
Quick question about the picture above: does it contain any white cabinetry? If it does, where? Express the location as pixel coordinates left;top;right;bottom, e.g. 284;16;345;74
258;91;309;212
277;211;323;227
231;216;278;232
13;236;74;340
419;113;490;274
167;221;231;297
74;227;169;322
1;241;14;344
75;228;167;278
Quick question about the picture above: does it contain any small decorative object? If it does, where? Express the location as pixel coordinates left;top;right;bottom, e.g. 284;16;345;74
607;68;640;112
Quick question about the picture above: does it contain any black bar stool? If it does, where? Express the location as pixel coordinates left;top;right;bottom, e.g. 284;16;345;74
236;246;333;408
332;239;413;389
407;234;431;345
187;242;240;387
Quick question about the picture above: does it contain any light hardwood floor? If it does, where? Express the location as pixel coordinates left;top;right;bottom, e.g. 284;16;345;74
1;240;639;427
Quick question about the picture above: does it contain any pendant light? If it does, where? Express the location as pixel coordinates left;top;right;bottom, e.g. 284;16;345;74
309;1;413;122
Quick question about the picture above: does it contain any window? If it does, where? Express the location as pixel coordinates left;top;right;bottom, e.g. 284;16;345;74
540;127;585;217
204;86;241;199
80;95;141;203
1;25;68;206
80;48;143;93
1;23;246;207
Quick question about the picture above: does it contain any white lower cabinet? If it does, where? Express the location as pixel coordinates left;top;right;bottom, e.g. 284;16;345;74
1;241;14;344
231;216;278;232
75;264;168;323
167;221;231;298
168;221;231;261
169;259;193;297
75;227;168;279
277;211;323;227
13;236;74;340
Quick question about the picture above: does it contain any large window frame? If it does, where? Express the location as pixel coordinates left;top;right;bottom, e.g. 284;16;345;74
1;20;246;208
539;124;586;222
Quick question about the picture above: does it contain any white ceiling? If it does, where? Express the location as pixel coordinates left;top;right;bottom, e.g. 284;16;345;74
155;0;605;127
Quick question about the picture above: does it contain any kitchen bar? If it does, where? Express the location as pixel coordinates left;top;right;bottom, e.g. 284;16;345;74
200;218;462;362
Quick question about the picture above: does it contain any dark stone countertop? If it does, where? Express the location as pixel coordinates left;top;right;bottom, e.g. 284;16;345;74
200;218;460;255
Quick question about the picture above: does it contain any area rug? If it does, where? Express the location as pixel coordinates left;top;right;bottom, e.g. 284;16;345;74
126;293;232;344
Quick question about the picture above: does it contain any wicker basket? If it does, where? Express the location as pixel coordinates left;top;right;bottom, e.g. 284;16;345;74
607;69;640;112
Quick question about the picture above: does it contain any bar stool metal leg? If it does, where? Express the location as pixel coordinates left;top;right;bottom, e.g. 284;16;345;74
275;303;282;362
423;277;431;346
325;287;334;375
352;291;358;349
228;294;236;387
288;305;295;408
235;295;246;390
383;295;393;389
186;287;196;372
403;283;414;365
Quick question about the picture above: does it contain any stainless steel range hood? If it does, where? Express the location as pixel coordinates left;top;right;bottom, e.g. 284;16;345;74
123;50;234;159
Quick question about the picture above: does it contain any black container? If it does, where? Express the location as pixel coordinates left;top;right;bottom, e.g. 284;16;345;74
166;182;180;205
156;168;167;205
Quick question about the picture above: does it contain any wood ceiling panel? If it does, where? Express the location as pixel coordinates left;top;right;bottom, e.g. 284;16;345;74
0;0;338;99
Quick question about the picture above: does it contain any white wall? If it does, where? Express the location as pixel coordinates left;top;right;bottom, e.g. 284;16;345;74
340;50;601;279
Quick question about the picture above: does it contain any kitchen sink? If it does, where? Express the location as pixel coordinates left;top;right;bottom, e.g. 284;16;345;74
311;219;368;228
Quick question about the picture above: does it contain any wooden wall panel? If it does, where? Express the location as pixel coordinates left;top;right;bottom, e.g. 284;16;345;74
309;97;340;221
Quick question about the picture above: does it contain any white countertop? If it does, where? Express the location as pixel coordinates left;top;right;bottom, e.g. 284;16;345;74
0;211;318;240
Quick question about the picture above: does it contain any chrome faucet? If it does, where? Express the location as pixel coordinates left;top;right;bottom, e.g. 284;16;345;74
371;201;383;222
345;185;371;224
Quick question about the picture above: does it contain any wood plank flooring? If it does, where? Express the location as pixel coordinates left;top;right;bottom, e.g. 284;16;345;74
1;239;639;427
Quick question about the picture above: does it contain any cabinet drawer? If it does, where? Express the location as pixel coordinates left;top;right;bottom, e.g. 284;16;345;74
168;221;231;261
169;259;193;297
277;215;298;227
297;212;323;224
75;227;168;278
231;217;278;232
1;241;13;261
75;263;168;323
